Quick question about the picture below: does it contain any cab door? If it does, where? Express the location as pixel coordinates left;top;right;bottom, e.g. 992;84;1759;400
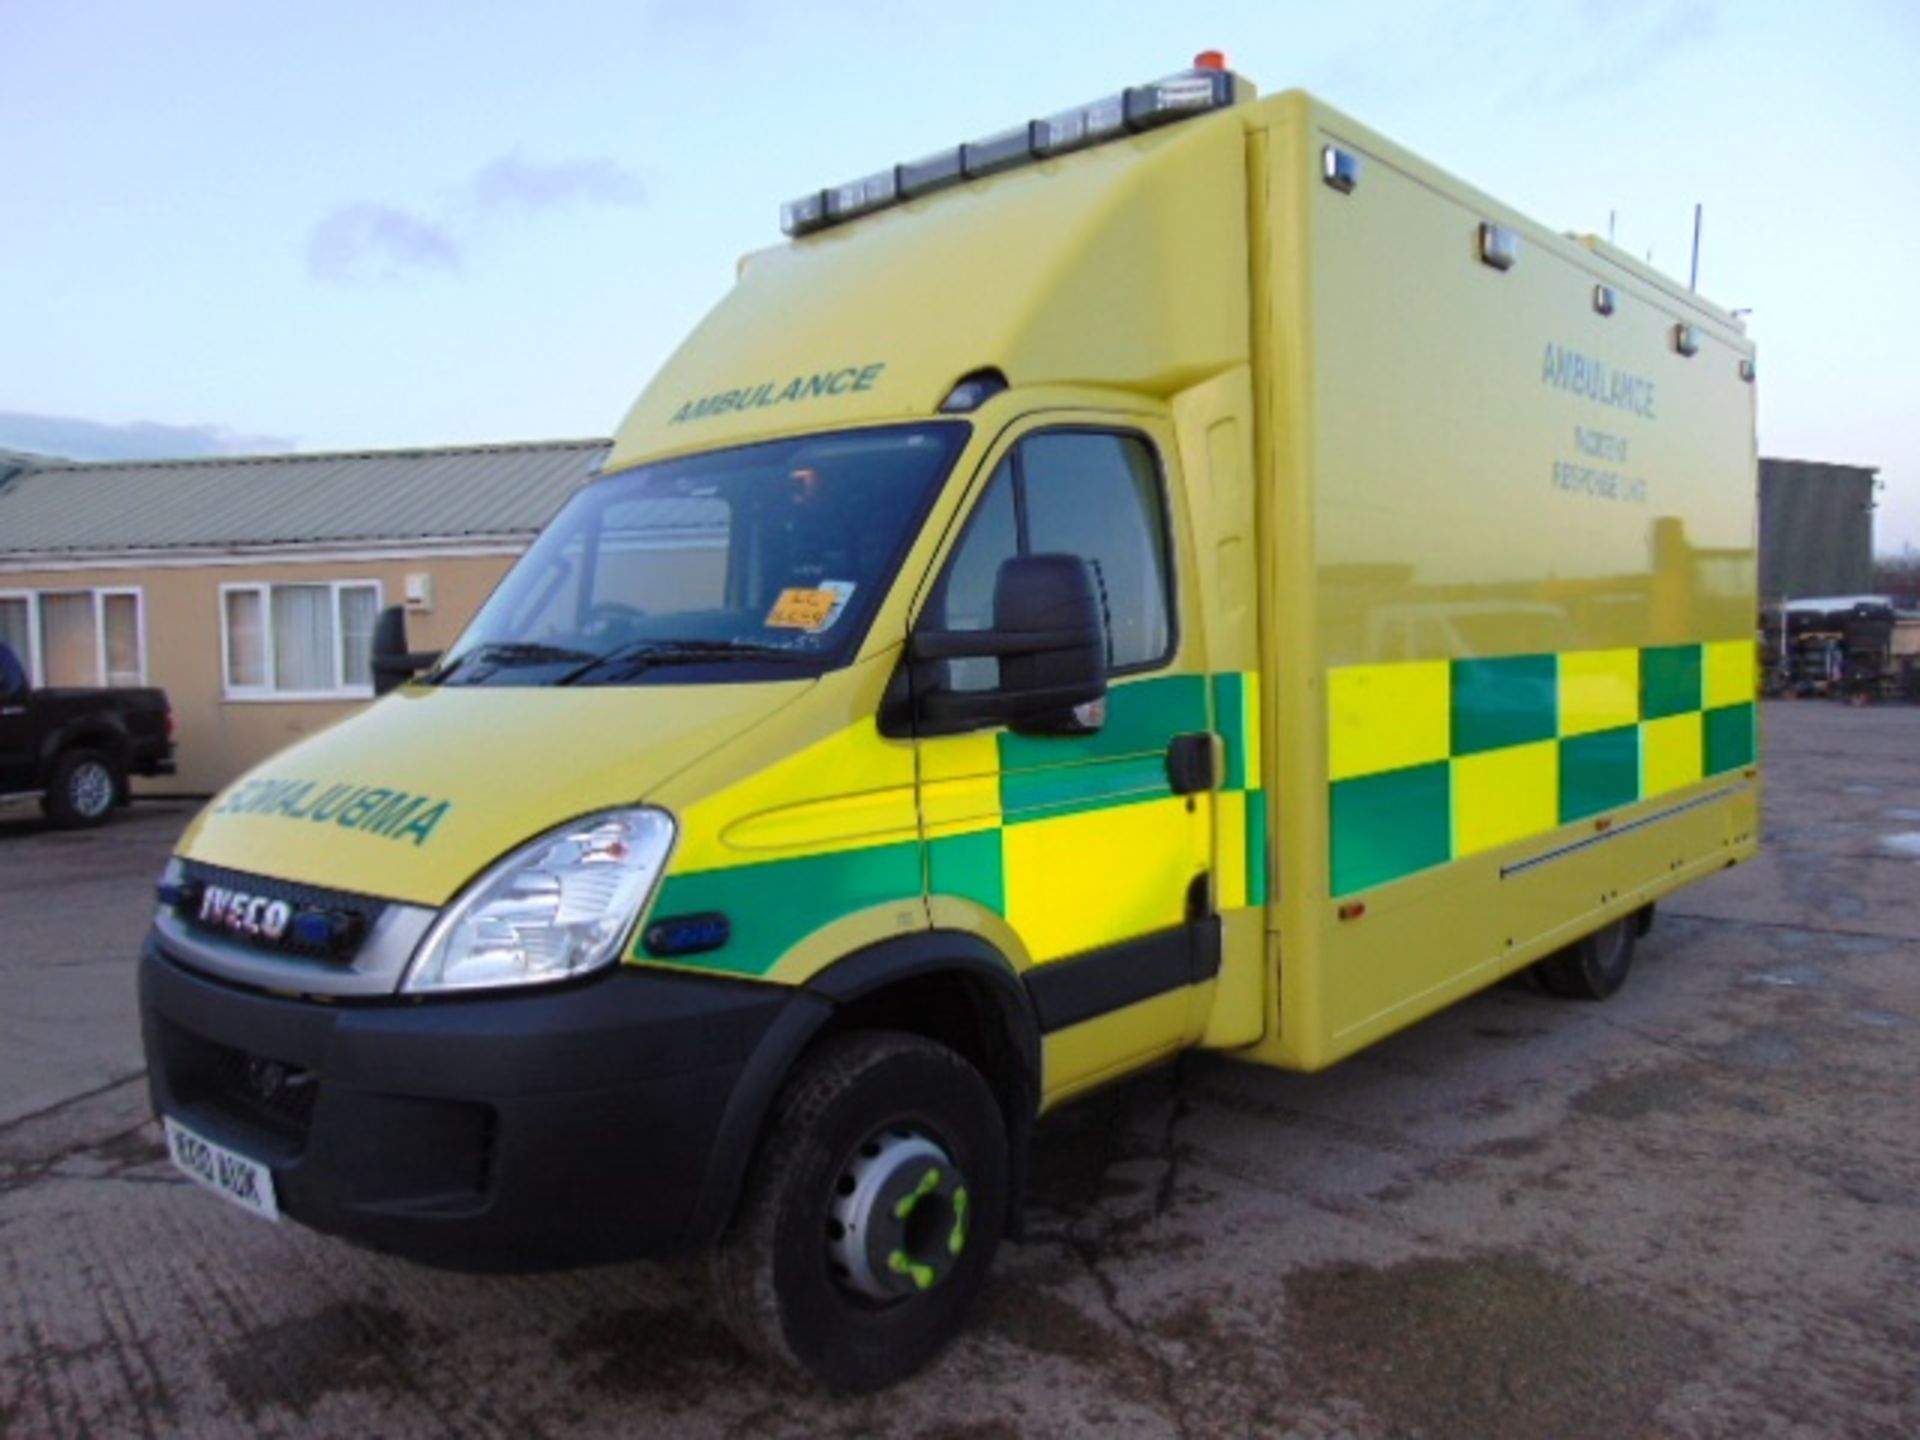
913;417;1217;1102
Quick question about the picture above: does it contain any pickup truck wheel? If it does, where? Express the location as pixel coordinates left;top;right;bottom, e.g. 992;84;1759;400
43;749;121;829
709;1030;1007;1392
1535;917;1636;1000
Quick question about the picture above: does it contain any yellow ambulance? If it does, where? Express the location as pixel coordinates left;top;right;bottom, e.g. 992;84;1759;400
141;57;1759;1390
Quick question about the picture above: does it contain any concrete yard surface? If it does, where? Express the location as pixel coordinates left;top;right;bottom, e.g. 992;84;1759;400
1;701;1916;1438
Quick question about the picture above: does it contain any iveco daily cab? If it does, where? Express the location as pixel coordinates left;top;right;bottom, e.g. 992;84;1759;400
141;59;1760;1390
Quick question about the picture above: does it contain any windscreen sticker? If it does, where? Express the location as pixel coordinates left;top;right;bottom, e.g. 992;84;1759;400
766;582;854;632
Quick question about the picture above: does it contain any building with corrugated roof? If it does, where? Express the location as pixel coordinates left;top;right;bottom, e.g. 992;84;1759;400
0;439;608;793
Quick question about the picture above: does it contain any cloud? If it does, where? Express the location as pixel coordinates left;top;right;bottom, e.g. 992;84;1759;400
0;411;296;464
1527;0;1718;105
308;203;462;285
464;154;645;218
1314;0;1719;115
308;152;646;286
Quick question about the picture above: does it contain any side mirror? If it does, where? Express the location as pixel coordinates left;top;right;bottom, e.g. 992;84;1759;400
370;606;442;697
908;554;1108;736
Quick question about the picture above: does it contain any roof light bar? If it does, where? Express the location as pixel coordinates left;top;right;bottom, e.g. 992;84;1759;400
780;63;1247;238
964;124;1043;178
1123;67;1235;128
780;191;830;237
899;148;964;200
825;168;900;223
1037;93;1129;156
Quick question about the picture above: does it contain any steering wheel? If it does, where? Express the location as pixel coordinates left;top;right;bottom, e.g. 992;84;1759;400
581;601;646;640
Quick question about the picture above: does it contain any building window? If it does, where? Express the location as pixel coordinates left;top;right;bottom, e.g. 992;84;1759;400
220;581;382;700
0;588;147;688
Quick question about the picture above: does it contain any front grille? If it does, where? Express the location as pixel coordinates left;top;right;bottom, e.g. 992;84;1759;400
160;1018;317;1155
176;860;388;964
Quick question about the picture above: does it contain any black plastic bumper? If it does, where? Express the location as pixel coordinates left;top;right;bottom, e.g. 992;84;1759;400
139;937;796;1271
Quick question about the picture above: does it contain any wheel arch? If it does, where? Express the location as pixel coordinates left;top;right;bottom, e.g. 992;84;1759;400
42;719;132;768
687;931;1040;1249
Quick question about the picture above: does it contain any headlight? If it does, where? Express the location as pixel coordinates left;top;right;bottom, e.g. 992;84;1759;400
403;808;675;994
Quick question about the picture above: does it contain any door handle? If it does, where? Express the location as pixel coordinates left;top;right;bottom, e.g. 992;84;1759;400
1165;732;1218;796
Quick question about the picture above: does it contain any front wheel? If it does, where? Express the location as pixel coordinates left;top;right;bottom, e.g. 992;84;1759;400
43;749;121;830
709;1030;1008;1392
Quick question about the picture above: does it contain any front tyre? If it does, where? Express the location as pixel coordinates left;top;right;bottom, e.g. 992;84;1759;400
43;749;121;830
710;1030;1007;1392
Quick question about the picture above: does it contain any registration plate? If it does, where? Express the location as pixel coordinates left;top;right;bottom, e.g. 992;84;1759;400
163;1116;279;1221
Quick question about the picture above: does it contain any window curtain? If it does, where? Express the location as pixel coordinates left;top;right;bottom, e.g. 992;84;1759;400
271;586;335;692
225;591;267;689
337;586;378;689
102;595;142;686
39;593;99;688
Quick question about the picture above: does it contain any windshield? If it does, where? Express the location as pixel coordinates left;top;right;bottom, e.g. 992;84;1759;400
434;422;969;687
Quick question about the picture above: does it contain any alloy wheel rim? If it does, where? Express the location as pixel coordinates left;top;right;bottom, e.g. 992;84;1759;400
70;762;113;818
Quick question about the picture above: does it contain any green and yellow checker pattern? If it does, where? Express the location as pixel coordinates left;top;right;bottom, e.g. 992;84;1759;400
636;672;1268;978
1327;640;1756;898
922;671;1267;965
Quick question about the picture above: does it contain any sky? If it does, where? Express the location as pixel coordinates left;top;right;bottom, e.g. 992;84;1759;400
3;0;1917;545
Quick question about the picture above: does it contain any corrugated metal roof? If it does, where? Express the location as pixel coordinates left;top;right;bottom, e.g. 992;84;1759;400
0;438;612;555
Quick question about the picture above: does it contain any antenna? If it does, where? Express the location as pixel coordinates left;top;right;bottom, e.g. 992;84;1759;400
1689;203;1703;291
1608;209;1616;244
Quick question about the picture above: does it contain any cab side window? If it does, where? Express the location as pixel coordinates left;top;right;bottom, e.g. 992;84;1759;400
931;431;1174;689
1022;433;1172;670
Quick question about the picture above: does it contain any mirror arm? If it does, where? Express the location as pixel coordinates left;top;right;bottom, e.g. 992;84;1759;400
917;681;1103;726
371;651;442;678
911;625;1102;662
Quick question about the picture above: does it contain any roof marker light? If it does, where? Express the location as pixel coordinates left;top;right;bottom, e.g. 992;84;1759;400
1322;145;1360;193
1478;222;1519;272
780;61;1248;237
939;369;1009;413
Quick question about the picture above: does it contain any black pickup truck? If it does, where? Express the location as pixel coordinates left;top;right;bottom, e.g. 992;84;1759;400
0;643;175;828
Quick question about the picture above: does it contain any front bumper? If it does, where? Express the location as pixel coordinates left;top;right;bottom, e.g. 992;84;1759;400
139;936;792;1271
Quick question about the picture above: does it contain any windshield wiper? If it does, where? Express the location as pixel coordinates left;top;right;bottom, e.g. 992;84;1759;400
428;641;599;684
555;639;815;686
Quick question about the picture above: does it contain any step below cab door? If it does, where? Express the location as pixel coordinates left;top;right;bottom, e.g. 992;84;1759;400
910;415;1219;1105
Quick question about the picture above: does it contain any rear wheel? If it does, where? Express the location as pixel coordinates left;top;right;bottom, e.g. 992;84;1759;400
43;749;120;830
710;1030;1007;1392
1535;916;1636;1000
